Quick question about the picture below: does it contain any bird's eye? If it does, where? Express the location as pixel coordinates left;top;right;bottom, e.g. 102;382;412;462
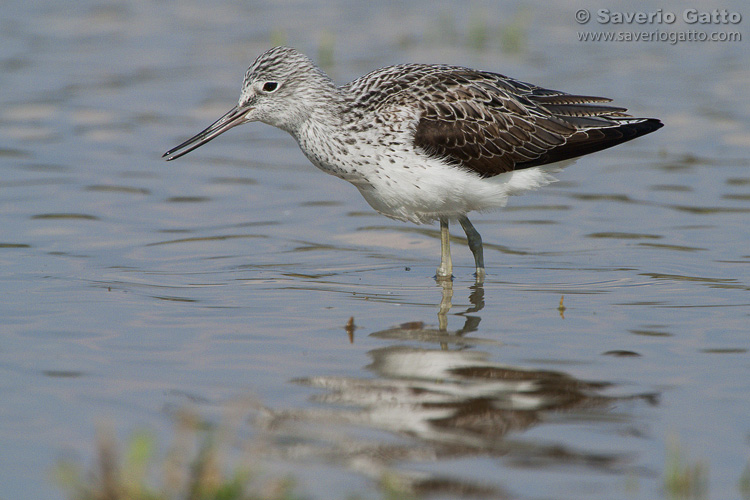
262;81;279;92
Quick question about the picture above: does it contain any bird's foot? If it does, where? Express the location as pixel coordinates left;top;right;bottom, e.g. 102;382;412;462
435;266;453;281
474;267;486;284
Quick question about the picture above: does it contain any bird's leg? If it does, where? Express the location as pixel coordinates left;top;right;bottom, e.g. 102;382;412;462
436;217;453;280
458;216;485;283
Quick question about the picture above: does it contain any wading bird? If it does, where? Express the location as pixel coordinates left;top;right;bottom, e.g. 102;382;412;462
165;46;662;282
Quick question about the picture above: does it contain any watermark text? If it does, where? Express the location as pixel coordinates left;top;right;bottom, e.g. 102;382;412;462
575;8;742;25
578;29;741;44
575;8;742;44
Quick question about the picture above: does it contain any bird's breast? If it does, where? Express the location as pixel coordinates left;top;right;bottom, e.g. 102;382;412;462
295;119;412;185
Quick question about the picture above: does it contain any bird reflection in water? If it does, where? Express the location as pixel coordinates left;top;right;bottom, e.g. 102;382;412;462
252;282;657;497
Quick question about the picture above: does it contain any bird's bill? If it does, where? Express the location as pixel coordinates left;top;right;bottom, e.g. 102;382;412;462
163;105;252;161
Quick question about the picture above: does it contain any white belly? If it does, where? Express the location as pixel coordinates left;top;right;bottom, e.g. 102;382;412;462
352;156;564;224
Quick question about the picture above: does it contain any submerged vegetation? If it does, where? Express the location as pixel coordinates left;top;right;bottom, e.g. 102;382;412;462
267;4;533;71
663;435;708;500
57;413;750;500
53;404;750;500
54;409;419;500
425;6;532;55
55;410;301;500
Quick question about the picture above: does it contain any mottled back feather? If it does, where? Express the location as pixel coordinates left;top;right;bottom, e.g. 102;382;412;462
344;64;662;178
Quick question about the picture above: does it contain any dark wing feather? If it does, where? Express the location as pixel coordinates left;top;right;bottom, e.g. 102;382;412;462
412;69;663;177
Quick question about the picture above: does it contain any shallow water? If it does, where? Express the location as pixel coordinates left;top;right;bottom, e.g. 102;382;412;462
1;0;749;498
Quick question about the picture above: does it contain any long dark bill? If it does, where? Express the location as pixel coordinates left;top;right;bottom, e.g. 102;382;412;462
163;105;251;161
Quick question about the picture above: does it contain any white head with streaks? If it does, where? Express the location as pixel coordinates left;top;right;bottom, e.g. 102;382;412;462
237;46;336;132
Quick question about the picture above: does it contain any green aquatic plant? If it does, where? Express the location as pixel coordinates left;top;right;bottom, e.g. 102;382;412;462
425;5;531;55
54;411;300;500
466;10;490;51
54;409;421;500
317;30;335;69
497;7;532;55
740;460;750;500
664;435;708;499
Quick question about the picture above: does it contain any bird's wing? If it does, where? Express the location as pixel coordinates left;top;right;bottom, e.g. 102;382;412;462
402;69;660;176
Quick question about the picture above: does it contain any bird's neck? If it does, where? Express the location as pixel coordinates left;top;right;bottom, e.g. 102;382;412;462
286;84;368;179
284;80;348;143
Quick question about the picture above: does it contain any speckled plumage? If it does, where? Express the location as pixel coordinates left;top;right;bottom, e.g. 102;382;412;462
164;46;662;280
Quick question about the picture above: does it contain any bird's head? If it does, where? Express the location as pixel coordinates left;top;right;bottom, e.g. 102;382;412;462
164;46;333;161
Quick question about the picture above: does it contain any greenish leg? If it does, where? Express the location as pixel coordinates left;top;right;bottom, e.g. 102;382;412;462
458;216;485;283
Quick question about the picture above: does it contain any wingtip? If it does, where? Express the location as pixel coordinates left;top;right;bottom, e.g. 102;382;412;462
640;117;664;134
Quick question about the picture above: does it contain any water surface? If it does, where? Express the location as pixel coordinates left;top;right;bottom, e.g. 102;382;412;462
1;0;749;499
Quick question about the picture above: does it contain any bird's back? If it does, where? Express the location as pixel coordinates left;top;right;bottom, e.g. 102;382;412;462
341;63;662;177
